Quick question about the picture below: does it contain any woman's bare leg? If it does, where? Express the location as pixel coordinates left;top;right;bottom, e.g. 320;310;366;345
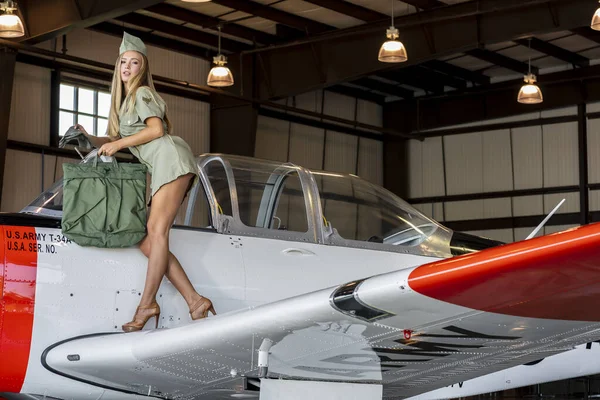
138;236;203;307
138;173;197;307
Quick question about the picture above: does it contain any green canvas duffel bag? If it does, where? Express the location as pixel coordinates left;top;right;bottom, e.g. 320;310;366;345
61;156;148;248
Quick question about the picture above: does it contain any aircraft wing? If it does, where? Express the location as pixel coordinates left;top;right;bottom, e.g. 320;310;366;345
43;223;600;399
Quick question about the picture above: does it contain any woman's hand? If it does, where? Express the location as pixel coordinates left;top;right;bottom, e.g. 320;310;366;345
74;124;89;137
98;140;123;156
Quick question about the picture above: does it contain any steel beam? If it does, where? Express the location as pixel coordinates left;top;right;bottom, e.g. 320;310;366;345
248;0;594;100
88;22;215;60
384;64;600;135
325;85;386;104
145;4;278;46
402;0;448;10
210;0;333;34
302;0;387;22
115;13;251;53
571;27;600;44
19;0;164;44
0;49;17;208
378;67;445;94
467;48;538;75
578;103;590;225
515;37;589;68
353;78;415;99
422;60;490;85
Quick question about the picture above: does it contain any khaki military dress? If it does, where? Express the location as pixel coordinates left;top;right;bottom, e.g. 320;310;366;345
119;86;199;203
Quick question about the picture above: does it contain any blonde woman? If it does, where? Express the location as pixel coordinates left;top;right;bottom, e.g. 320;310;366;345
75;32;215;332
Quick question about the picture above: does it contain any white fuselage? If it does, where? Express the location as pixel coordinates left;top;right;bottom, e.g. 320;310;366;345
17;226;435;399
5;225;600;399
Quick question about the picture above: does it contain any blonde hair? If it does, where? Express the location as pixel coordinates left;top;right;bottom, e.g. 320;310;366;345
107;52;172;139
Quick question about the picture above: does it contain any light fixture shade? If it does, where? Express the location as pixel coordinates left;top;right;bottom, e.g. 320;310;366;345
592;6;600;30
181;0;212;2
207;66;234;87
378;40;408;63
378;27;407;63
207;55;234;87
518;73;543;104
0;12;24;38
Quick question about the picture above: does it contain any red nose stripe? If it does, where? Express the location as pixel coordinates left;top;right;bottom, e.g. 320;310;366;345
0;226;37;393
408;223;600;321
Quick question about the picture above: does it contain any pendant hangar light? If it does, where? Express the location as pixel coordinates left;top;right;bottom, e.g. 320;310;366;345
207;25;234;87
0;0;25;38
517;38;543;104
378;0;407;63
592;0;600;30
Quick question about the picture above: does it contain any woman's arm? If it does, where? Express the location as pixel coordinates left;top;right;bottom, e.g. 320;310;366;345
97;117;163;156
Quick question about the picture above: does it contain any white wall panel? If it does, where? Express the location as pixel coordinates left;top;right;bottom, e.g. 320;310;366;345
511;126;543;189
289;124;325;170
323;131;358;174
444;133;483;195
59;29;210;84
357;100;382;127
542;122;578;186
544;192;579;213
160;93;209;156
357;138;383;186
588;102;600;113
294;91;322;112
445;200;484;221
255;116;290;162
541;106;577;118
590;190;600;211
408;139;423;198
407;137;445;198
483;198;512;218
8;63;51;145
323;91;355;120
2;150;42;212
482;129;513;192
588;119;600;184
513;195;543;216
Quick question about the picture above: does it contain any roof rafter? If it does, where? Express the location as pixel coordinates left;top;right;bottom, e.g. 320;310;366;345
353;77;415;99
144;3;278;45
467;48;539;75
377;68;444;94
571;27;600;45
302;0;387;22
422;60;490;85
88;22;215;60
210;0;333;34
115;13;251;53
326;85;386;104
401;0;447;10
515;37;589;68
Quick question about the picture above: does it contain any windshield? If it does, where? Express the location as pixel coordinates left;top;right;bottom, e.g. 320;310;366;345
315;172;439;247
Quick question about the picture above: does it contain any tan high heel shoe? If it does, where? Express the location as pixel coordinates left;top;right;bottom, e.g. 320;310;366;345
189;296;216;321
122;302;161;332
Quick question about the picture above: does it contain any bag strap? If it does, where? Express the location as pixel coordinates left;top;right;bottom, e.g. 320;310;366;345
92;154;118;168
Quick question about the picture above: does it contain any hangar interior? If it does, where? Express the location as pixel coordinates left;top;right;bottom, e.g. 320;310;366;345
2;0;600;397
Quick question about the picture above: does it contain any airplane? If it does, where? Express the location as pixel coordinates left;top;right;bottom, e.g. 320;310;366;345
2;150;600;400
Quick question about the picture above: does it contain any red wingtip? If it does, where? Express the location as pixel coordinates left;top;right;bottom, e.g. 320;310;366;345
409;223;600;321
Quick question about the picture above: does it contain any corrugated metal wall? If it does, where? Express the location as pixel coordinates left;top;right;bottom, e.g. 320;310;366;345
4;29;210;212
409;106;583;243
255;90;384;186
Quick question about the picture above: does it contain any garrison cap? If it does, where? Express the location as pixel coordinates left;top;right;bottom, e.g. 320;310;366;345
120;32;147;56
